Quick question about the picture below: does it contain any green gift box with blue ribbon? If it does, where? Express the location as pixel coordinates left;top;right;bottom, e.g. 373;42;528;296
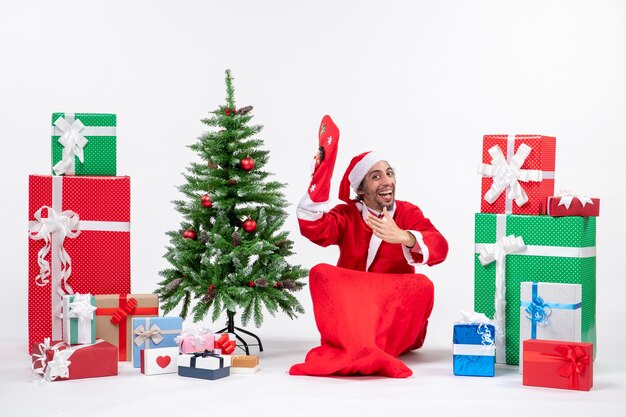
519;281;582;372
51;112;116;176
474;213;596;365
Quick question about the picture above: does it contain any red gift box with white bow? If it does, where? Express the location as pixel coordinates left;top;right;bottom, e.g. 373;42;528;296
522;339;593;391
544;192;600;217
28;175;131;354
31;338;118;382
478;135;556;215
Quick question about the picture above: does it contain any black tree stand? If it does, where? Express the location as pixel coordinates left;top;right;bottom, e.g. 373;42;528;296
216;310;263;355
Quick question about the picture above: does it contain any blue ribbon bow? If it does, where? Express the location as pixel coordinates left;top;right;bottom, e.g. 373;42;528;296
521;282;582;339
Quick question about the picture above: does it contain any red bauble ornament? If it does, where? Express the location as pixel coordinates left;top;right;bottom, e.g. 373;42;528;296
209;284;214;290
227;179;237;185
248;281;255;287
242;218;257;233
240;156;255;171
201;194;213;208
274;282;282;288
183;228;197;240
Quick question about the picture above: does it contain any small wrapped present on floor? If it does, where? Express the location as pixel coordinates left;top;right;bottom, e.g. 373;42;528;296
175;328;215;354
519;282;582;372
523;339;593;391
453;311;496;377
544;191;600;217
131;316;183;368
51;112;117;176
178;350;231;380
140;346;179;375
227;354;259;374
31;338;118;382
62;293;96;345
213;333;237;354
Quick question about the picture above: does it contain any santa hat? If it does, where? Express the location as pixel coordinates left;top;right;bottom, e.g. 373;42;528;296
338;151;386;203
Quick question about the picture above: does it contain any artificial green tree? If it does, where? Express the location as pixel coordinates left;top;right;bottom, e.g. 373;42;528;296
156;70;307;343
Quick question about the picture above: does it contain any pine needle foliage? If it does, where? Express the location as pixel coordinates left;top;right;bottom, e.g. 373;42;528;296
156;69;307;327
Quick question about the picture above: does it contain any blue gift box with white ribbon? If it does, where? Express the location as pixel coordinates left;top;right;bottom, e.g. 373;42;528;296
453;323;496;377
519;281;582;373
131;316;183;368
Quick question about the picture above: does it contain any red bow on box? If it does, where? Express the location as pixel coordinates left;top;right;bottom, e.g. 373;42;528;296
110;297;138;325
554;344;590;390
215;333;236;354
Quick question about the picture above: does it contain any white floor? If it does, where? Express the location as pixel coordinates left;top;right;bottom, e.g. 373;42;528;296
2;336;625;417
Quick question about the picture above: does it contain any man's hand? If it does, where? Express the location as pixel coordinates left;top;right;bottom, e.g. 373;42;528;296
365;208;416;247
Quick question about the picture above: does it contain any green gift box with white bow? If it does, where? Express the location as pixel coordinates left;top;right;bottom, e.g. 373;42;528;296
62;293;97;345
474;213;596;365
51;112;117;176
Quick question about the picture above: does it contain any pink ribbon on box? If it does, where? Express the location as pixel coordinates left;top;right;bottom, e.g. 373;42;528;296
28;176;131;340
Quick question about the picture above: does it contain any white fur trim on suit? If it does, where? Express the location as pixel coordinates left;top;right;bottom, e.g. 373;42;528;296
402;230;429;266
297;193;334;221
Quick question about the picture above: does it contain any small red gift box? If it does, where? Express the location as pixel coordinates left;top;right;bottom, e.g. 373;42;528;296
522;339;593;391
544;193;600;217
31;339;118;382
478;135;556;215
28;175;131;354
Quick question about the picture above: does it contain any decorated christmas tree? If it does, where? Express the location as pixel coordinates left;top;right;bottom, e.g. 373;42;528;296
156;69;307;330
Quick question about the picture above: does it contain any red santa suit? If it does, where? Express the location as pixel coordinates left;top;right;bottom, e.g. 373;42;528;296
289;138;448;378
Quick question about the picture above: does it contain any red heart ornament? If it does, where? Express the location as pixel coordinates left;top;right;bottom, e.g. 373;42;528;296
156;355;172;369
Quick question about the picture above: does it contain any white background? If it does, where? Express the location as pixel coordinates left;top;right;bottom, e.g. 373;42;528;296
1;1;625;415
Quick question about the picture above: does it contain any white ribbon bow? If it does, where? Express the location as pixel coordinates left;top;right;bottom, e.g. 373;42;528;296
477;235;526;361
32;338;73;382
478;144;543;208
557;190;594;209
28;206;80;292
52;116;89;176
134;324;164;347
67;293;96;322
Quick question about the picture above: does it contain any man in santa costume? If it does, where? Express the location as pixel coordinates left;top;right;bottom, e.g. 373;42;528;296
290;115;448;378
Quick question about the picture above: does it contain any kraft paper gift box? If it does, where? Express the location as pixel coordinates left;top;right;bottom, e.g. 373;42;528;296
95;294;159;361
62;293;96;345
31;338;118;382
28;175;131;354
178;351;231;380
478;134;556;215
523;339;593;391
452;323;496;377
544;192;600;217
519;282;582;373
51;112;116;176
132;316;183;368
175;328;215;354
227;354;259;374
474;213;596;365
140;346;179;375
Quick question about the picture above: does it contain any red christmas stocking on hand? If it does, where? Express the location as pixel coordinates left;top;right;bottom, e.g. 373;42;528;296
307;115;339;203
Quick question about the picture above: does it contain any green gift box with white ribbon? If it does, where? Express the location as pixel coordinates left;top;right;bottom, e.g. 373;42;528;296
474;213;596;365
62;293;97;345
51;112;116;176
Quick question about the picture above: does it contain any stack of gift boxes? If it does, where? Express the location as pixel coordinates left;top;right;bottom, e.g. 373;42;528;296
28;112;259;382
453;134;598;391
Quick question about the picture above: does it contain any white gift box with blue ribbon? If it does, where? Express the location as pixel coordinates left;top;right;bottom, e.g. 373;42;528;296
519;281;582;373
453;322;496;377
